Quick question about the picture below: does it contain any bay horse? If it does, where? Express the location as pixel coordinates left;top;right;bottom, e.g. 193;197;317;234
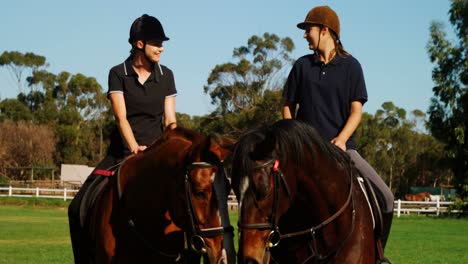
404;192;430;201
231;120;375;263
86;127;234;263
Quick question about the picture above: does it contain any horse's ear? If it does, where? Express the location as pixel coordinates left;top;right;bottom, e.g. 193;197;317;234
250;133;276;161
208;134;235;162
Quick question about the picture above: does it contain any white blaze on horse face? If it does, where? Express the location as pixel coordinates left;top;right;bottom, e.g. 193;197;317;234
211;172;215;183
239;176;250;211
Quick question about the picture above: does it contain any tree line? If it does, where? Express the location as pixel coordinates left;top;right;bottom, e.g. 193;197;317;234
0;0;466;198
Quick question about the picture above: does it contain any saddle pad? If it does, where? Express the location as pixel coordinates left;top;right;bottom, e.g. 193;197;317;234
79;175;110;227
357;176;375;229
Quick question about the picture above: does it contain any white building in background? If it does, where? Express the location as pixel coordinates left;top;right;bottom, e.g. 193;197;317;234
60;164;94;185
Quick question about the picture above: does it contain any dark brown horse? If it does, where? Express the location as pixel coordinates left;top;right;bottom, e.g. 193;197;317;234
231;120;375;263
87;127;234;263
404;192;430;201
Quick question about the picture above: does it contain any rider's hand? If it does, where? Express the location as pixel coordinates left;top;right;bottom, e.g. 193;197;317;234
131;145;147;154
331;137;347;151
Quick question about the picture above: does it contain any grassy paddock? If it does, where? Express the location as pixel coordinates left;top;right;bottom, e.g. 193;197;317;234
1;199;467;263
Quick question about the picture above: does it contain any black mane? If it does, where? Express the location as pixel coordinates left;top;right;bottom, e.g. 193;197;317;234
231;120;353;192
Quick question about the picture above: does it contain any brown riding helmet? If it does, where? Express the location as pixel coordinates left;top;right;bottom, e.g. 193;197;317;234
297;6;340;38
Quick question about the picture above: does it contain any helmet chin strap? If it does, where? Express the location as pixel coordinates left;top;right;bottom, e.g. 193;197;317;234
314;32;322;58
135;42;155;64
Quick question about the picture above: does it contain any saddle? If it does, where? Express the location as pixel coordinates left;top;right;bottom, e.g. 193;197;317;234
79;169;116;227
356;173;388;263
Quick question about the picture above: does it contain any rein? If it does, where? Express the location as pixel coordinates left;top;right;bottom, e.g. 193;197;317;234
238;159;356;261
125;161;231;260
184;161;233;253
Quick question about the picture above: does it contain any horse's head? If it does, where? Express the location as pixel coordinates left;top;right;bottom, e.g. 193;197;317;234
168;129;235;264
117;127;234;263
233;120;355;264
232;124;297;264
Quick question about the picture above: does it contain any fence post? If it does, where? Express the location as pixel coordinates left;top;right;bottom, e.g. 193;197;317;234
36;187;40;197
64;188;67;201
397;199;401;218
436;196;440;216
8;186;12;196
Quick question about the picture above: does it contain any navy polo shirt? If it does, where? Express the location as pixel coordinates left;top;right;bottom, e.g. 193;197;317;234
283;54;367;150
107;58;177;156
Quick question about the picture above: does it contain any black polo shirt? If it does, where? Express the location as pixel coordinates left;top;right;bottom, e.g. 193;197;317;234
107;58;177;156
283;54;367;150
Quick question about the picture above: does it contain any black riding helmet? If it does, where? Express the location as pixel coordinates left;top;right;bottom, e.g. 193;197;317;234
128;14;169;45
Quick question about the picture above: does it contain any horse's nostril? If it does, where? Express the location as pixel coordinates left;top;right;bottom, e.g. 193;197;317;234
244;257;260;264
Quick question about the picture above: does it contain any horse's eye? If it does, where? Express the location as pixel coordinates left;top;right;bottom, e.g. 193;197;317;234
193;190;207;200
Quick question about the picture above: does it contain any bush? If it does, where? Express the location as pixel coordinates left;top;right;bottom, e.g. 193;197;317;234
448;197;468;217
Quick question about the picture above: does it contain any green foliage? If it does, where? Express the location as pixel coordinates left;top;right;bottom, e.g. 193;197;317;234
448;197;468;216
0;51;110;169
356;102;452;197
0;98;32;121
0;51;47;93
203;33;294;135
427;0;468;197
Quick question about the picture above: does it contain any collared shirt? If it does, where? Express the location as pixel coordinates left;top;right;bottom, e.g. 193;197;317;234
107;58;177;156
283;54;367;150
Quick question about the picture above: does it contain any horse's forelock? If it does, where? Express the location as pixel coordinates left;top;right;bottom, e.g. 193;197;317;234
231;128;265;197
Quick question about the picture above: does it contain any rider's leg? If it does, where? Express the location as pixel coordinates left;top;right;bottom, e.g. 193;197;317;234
346;149;394;249
68;173;99;264
68;155;121;263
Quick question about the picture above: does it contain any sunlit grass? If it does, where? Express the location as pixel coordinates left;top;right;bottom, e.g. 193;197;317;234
0;199;467;263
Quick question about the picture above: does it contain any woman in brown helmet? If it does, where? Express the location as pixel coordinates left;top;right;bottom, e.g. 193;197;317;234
68;14;177;263
282;5;394;261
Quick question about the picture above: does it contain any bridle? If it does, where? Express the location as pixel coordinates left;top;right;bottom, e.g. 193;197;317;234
126;161;232;261
238;159;356;262
184;161;233;254
238;159;291;248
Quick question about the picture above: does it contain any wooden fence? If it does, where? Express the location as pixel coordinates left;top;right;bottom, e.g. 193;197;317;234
1;186;465;217
0;186;78;201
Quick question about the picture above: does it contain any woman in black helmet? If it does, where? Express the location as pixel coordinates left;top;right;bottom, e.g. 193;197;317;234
282;6;394;262
68;14;177;263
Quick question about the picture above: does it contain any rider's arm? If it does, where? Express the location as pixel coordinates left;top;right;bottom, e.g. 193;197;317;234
109;93;145;154
282;99;296;119
331;101;363;151
164;95;177;129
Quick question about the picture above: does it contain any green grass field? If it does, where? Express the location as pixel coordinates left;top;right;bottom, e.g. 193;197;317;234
1;198;467;263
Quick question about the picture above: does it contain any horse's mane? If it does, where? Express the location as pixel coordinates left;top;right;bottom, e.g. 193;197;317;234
267;120;351;170
232;120;353;183
144;126;204;153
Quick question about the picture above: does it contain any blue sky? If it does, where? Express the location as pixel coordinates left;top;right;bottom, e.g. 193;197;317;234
0;0;453;117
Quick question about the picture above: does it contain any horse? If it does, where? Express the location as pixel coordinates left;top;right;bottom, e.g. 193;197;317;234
85;126;234;263
404;192;430;201
231;120;376;264
429;194;445;202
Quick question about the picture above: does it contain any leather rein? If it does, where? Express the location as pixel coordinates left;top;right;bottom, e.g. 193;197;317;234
238;159;356;262
126;161;232;262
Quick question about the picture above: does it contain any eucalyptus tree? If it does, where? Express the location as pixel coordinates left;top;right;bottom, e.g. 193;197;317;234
0;51;47;94
427;0;467;196
29;70;110;164
204;33;294;135
356;102;451;197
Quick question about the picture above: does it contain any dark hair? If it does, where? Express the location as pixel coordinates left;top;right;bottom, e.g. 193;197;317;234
329;30;349;58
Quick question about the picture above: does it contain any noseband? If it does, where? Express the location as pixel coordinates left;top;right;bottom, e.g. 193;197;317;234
238;159;356;260
127;161;232;261
184;161;233;254
238;159;291;248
